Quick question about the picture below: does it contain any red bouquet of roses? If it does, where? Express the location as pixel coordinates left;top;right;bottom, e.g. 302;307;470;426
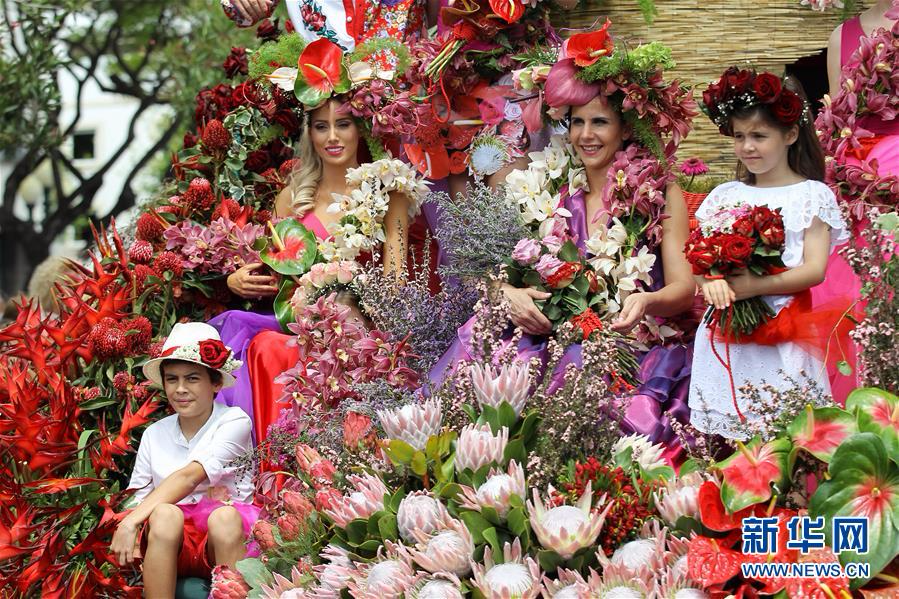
685;203;787;338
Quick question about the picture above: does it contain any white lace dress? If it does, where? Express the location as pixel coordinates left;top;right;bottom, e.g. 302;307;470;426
688;180;849;439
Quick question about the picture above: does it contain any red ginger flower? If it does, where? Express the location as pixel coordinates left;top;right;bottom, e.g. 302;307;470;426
201;119;231;152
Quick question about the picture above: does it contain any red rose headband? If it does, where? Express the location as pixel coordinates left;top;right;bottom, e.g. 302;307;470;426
701;68;809;136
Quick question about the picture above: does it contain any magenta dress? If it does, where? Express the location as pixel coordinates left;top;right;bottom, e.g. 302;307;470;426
430;188;693;462
814;16;899;403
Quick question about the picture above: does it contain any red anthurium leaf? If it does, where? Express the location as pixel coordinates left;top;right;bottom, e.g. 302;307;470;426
298;38;344;92
810;433;899;589
788;404;857;464
698;480;756;531
687;535;744;586
563;19;614;67
488;0;524;23
259;220;318;275
848;387;899;457
783;546;851;599
719;437;791;513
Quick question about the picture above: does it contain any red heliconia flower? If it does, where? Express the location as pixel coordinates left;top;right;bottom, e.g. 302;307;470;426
564;19;614;67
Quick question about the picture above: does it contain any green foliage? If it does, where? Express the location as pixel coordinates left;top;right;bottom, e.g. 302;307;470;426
348;38;411;76
676;174;728;194
577;41;675;84
249;33;308;81
637;0;658;24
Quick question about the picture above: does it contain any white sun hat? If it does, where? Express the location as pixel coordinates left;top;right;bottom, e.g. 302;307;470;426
142;322;242;388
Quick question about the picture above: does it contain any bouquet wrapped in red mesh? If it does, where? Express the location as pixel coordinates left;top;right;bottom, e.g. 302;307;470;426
685;203;787;338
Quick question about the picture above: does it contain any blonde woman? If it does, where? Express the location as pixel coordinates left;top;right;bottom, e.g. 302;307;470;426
210;98;428;439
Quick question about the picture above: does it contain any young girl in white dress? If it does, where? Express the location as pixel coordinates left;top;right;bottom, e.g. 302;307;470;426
688;69;849;439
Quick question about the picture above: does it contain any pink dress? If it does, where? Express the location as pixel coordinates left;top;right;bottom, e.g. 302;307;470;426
816;17;899;403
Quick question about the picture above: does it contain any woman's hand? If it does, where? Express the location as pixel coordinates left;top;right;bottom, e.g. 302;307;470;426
726;270;763;301
227;263;279;299
700;279;736;310
230;0;273;23
502;284;552;335
111;516;140;567
611;291;653;333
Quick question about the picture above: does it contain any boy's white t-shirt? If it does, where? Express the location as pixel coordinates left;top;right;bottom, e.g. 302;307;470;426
128;402;254;504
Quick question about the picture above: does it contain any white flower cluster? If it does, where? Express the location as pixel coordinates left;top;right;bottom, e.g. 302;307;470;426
699;200;750;237
166;343;242;374
799;0;843;11
322;159;430;261
503;134;586;230
585;218;656;316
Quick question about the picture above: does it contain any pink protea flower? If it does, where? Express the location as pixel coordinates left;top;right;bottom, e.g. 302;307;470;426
311;545;354;598
252;520;277;552
653;473;702;527
540;567;590;598
470;538;542;599
408;574;464;599
679;157;709;177
528;486;611;559
406;517;474;577
210;565;251;599
590;561;654;597
345;543;417;599
323;473;388;527
259;563;312;599
455;424;509;473
458;459;526;519
282;490;315;519
598;522;668;579
396;491;448;543
469;361;530;417
654;569;707;599
377;398;442;451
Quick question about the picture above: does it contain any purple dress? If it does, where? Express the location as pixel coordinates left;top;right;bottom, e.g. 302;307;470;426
430;188;693;458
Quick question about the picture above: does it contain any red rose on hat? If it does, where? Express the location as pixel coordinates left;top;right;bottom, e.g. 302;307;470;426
198;339;230;369
772;91;804;127
752;73;782;103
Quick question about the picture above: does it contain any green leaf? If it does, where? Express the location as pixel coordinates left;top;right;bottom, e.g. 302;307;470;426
259;219;319;275
558;240;579;262
837;360;852;376
344;519;368;544
384;439;416;465
483;527;501;556
410;451;427;477
293;76;329;107
678;458;701;477
378;513;399;541
78;396;119;411
273;278;298;333
537;549;564;573
459;510;491;544
809;433;899;588
507;507;529;536
425;435;440;460
497;402;518;429
236;558;275;590
522;270;542;287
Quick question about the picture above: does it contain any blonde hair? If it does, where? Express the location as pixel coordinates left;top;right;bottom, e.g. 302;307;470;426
288;113;323;216
27;255;75;313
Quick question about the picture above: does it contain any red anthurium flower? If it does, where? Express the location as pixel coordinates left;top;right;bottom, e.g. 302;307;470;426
564;19;614;67
298;38;344;93
489;0;525;23
687;536;744;586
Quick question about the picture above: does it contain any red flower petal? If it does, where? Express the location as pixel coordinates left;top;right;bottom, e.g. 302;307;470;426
298;38;344;92
564;19;614;67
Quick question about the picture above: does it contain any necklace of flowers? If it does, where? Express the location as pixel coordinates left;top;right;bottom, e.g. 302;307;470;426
505;135;675;338
317;158;430;262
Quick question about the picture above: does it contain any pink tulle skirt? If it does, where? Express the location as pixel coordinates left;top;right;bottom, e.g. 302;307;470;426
179;498;261;557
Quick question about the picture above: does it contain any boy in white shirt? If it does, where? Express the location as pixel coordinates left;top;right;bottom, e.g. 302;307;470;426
111;323;257;596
